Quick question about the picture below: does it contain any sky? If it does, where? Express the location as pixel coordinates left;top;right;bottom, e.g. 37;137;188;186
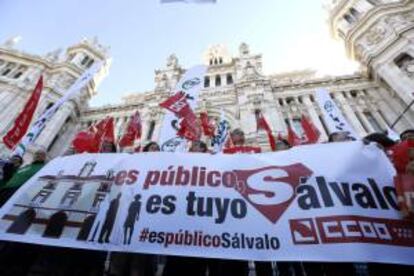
0;0;359;107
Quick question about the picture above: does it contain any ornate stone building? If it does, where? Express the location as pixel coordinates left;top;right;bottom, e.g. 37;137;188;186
1;0;414;159
0;37;110;160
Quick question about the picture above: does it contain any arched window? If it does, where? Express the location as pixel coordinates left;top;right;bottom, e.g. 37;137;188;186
13;72;22;79
349;8;360;19
343;14;354;24
219;57;223;64
215;75;221;87
204;76;210;88
81;55;90;66
226;74;233;85
1;68;11;76
86;58;94;68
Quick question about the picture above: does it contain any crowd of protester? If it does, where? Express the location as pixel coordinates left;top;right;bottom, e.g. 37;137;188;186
0;128;412;275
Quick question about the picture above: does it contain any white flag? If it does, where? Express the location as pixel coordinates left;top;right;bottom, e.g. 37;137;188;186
315;88;359;139
161;0;216;3
211;109;230;153
14;62;104;156
158;65;207;152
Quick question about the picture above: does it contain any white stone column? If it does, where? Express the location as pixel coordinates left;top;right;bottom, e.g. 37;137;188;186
335;92;366;136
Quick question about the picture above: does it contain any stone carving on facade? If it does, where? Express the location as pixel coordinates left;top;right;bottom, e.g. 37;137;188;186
155;71;169;90
365;24;387;46
241;62;261;80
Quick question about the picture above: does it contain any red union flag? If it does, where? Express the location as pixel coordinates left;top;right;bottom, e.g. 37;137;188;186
3;76;43;149
119;112;142;148
301;115;321;144
159;91;191;118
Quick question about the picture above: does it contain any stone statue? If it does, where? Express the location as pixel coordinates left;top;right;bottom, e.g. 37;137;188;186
45;48;62;62
239;43;250;56
166;54;178;68
2;36;22;49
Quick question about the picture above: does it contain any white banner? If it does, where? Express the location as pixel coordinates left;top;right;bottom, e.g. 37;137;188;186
161;0;216;3
158;65;206;152
0;142;413;265
315;88;358;139
14;62;104;156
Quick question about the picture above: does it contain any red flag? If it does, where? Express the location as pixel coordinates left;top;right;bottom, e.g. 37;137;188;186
72;126;97;153
287;126;301;146
103;117;115;143
3;76;43;149
119;112;142;148
200;112;215;137
160;91;201;141
159;91;191;119
256;111;276;151
91;117;115;152
301;115;320;144
177;118;202;141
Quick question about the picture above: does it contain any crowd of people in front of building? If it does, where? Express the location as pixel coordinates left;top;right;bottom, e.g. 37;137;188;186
0;127;413;276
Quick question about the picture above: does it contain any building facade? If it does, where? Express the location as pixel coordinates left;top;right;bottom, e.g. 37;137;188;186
1;0;414;159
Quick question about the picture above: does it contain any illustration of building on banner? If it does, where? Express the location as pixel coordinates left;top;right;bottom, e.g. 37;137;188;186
1;161;115;240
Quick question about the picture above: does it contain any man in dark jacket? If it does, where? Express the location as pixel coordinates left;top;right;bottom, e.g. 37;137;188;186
0;155;23;187
0;150;46;207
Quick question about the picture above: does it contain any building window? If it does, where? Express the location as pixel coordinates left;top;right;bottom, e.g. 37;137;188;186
395;53;413;69
226;74;233;85
215;75;221;87
13;72;22;79
1;68;11;76
349;8;360;19
86;58;94;68
219;57;223;64
278;99;284;106
146;121;156;140
343;14;355;24
81;55;90;66
364;111;383;132
204;76;210;88
350;90;358;98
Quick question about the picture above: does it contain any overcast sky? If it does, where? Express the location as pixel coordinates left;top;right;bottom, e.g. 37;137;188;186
0;0;358;107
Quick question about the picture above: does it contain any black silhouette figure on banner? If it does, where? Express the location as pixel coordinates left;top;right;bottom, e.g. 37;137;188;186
98;193;121;243
123;194;142;245
6;208;36;234
43;211;68;238
77;214;96;241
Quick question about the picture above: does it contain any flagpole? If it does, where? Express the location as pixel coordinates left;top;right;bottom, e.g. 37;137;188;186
390;99;414;129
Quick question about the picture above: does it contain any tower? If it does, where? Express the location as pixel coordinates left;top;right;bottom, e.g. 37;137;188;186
328;0;414;131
